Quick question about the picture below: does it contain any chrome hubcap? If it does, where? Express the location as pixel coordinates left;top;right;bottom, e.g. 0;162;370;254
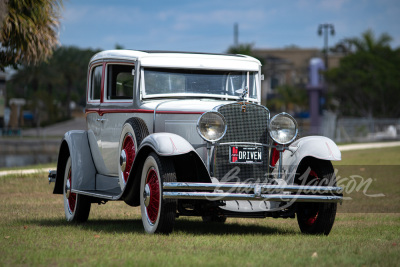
120;149;127;172
144;184;151;207
65;179;71;199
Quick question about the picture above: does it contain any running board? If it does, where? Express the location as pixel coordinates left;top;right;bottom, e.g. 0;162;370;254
72;189;121;200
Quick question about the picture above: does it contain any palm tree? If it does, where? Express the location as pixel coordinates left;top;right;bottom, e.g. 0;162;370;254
0;0;63;70
344;29;392;54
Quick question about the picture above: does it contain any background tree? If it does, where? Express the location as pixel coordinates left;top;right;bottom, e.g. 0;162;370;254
268;85;308;114
343;29;392;54
7;46;99;126
325;30;400;118
0;0;63;70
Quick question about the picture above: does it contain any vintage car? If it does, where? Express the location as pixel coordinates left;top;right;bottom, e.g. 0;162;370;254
49;50;343;235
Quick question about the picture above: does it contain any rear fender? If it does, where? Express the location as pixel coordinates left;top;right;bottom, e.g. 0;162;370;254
278;136;341;183
53;131;96;194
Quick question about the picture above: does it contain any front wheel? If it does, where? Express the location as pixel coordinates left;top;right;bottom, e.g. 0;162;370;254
140;153;177;234
63;157;91;222
295;158;337;235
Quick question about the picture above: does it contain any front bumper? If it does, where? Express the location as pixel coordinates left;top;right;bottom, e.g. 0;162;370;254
163;182;343;203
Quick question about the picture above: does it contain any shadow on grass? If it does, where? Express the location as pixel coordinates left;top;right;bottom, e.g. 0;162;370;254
174;219;297;235
26;217;297;236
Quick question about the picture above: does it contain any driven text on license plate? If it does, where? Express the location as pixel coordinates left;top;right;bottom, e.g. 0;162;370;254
229;146;263;164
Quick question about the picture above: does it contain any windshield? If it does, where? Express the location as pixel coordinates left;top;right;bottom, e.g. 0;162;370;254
142;68;258;100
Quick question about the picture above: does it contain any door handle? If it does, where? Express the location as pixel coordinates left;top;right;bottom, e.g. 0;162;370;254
96;118;107;122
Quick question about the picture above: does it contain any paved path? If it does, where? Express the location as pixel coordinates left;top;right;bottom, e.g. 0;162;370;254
0;167;55;177
1;141;399;177
337;141;400;151
22;117;86;137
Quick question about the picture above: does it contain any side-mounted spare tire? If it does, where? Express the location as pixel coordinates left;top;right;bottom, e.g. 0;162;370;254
118;118;149;190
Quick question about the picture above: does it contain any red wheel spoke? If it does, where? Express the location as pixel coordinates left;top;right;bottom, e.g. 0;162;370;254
306;211;318;226
122;135;136;183
146;168;160;224
67;170;76;212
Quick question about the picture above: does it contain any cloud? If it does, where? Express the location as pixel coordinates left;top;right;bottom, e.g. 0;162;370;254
155;8;268;32
319;0;348;10
296;0;348;11
59;0;400;52
62;4;143;25
62;6;90;23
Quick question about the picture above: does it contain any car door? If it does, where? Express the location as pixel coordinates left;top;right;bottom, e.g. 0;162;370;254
86;63;109;175
100;62;136;176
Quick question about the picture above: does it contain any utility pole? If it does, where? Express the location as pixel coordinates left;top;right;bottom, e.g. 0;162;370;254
234;23;239;47
318;24;335;69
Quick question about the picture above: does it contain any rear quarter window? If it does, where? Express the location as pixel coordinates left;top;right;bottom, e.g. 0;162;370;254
90;65;102;101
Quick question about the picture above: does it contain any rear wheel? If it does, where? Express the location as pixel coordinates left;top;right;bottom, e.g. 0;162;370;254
296;158;337;235
140;153;177;234
63;157;91;222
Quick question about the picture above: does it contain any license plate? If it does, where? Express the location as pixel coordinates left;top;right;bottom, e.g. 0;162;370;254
229;146;263;164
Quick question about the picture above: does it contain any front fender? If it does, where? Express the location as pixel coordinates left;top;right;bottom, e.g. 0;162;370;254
280;136;341;183
53;130;96;194
122;132;209;206
139;132;196;156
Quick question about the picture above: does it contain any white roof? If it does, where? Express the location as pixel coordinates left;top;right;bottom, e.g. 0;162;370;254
90;50;261;71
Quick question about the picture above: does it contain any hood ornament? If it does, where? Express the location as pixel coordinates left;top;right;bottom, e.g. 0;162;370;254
236;86;248;112
238;86;248;100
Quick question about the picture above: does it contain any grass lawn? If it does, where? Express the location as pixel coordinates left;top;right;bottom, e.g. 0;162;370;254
1;147;399;266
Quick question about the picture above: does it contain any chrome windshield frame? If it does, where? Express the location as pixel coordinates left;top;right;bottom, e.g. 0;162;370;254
140;67;259;101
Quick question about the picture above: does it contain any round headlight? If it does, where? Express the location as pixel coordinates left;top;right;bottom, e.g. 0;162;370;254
197;111;227;142
268;113;298;145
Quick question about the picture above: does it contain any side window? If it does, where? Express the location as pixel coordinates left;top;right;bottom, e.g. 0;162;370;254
90;65;102;100
107;64;134;100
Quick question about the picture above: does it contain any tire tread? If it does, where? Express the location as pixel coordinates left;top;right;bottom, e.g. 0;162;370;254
151;152;177;234
296;158;337;235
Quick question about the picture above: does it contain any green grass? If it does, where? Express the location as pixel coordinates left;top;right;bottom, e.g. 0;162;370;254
333;147;400;213
1;147;400;266
336;146;400;165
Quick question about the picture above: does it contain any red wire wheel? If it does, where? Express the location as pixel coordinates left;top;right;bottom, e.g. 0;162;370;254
122;134;135;183
67;169;76;213
63;157;91;222
305;211;319;226
145;168;160;224
140;152;177;234
296;158;337;235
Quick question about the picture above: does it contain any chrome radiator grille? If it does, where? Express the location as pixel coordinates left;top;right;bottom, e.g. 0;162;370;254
213;103;270;182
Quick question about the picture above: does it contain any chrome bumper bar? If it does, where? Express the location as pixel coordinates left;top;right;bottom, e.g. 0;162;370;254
163;182;343;203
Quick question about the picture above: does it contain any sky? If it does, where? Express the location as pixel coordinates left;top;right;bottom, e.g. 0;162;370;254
59;0;400;53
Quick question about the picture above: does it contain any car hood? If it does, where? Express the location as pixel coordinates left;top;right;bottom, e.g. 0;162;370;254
140;99;237;113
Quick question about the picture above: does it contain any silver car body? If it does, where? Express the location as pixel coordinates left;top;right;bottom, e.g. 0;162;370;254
52;50;342;216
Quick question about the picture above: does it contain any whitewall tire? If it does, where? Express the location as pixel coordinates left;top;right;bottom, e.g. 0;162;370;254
140;152;176;234
63;157;91;222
